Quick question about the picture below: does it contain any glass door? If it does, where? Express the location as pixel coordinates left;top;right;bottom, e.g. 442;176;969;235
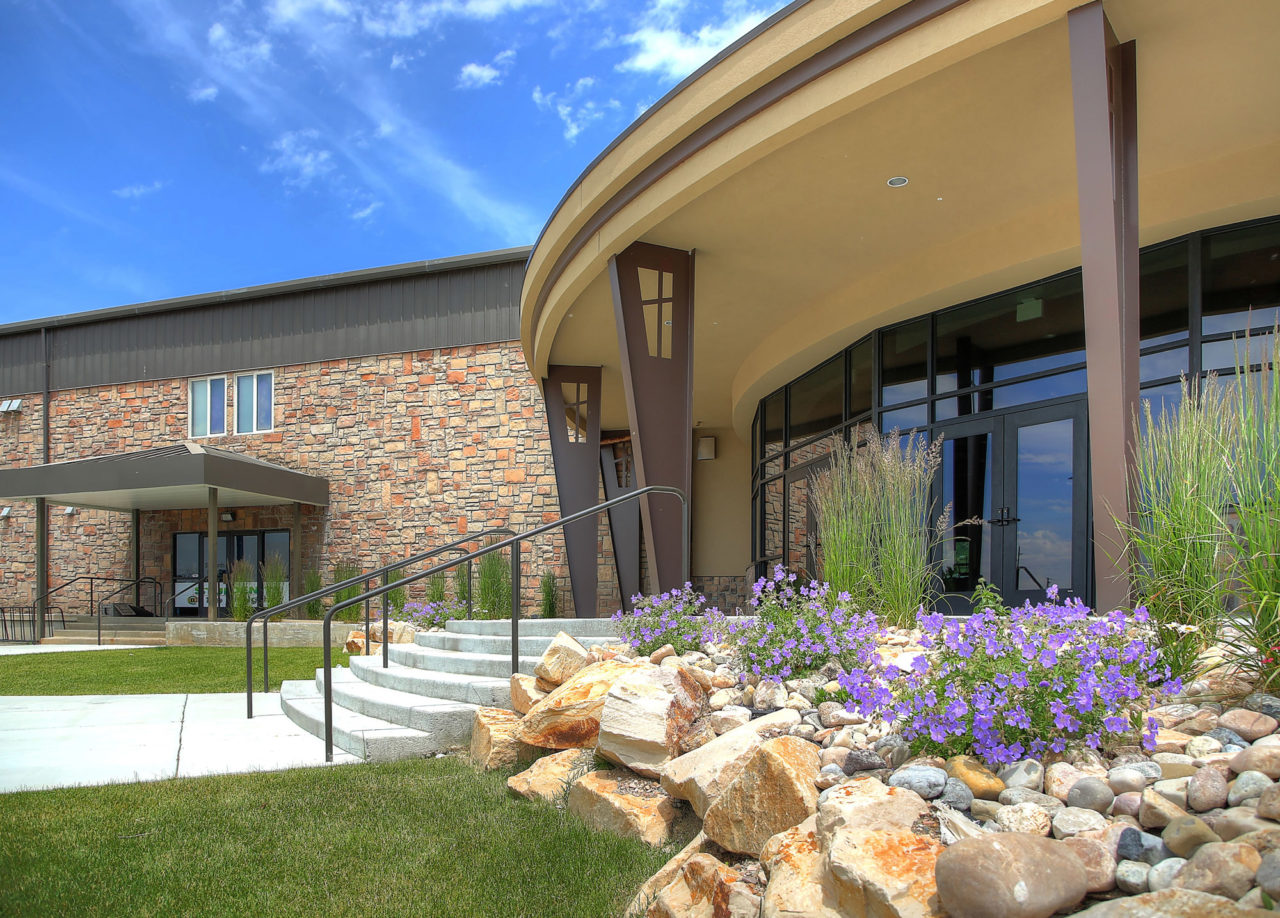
171;530;291;616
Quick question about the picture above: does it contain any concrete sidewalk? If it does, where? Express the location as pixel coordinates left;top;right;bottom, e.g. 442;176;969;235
0;643;164;656
0;692;358;794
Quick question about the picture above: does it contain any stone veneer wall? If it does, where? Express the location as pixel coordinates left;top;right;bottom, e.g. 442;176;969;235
0;342;642;617
691;575;752;615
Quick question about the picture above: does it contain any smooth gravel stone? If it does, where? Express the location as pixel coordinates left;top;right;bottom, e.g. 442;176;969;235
1214;807;1279;841
888;765;947;799
997;759;1044;792
1243;693;1280;720
1184;735;1223;759
802;713;824;731
1206;726;1248;748
1257;783;1280;820
999;787;1064;810
1153;753;1194;767
939;777;975;811
1224;743;1248;755
1170;841;1262;900
1115;859;1151;894
843;747;889;773
1162;814;1222;858
994;801;1053;836
1187;768;1229;812
1153;777;1191;810
1115;761;1164;783
1112;792;1143;818
970;798;1003;821
1160;762;1199;780
1052;806;1108;839
1108;767;1148;795
1118;827;1175;865
1062;836;1117;893
1256;735;1280;748
1146;857;1186;892
1068;777;1115;814
1257;850;1280;899
815;770;843;790
1229;770;1275;806
874;734;909;769
789;724;819;741
820;763;844;775
935;834;1087;918
1220;709;1280;743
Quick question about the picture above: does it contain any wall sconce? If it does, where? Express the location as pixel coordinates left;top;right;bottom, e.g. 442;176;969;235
696;436;717;461
63;506;77;515
0;506;10;519
220;511;235;523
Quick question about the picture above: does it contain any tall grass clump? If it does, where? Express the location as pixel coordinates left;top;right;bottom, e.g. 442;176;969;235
1222;327;1280;690
812;428;949;626
331;560;365;624
540;572;559;618
476;544;512;619
384;566;407;617
425;573;449;605
1121;374;1233;679
303;570;324;619
230;560;256;622
260;554;288;611
453;564;471;611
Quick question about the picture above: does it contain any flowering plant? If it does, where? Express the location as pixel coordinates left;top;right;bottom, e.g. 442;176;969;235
611;584;724;656
725;565;883;680
838;584;1181;764
394;600;459;631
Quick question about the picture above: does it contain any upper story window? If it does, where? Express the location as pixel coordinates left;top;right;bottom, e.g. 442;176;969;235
235;371;274;434
189;376;226;438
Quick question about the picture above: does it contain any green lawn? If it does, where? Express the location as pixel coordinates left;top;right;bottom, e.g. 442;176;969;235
0;646;337;695
0;757;670;918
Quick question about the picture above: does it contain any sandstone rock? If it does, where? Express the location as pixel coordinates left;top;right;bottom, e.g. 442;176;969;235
998;759;1044;792
596;666;704;778
946;755;1005;801
660;709;799;818
506;748;596;804
815;776;929;847
567;769;687;846
1073;887;1276;916
1220;708;1279;743
535;631;592;686
935;834;1086;918
1139;787;1188;829
623;832;710;917
516;659;647;749
510;672;547;715
827;827;944;918
1044;762;1086;802
1187;767;1229;812
647;853;741;918
759;817;843;918
703;736;820;857
995;801;1053;836
1170;841;1262;899
1061;836;1116;893
709;706;751;734
679;717;717;756
754;680;786;711
1051;806;1108;839
1232;746;1280;780
470;707;533;770
1162;814;1222;858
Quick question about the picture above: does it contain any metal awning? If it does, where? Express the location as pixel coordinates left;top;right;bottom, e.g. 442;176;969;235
0;442;328;511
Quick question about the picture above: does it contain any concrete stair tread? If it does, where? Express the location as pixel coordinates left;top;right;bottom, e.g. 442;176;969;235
415;631;617;656
347;654;513;707
444;618;623;638
317;667;479;744
279;680;444;762
387;642;541;677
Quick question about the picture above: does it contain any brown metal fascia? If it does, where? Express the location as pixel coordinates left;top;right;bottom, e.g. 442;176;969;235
528;0;969;334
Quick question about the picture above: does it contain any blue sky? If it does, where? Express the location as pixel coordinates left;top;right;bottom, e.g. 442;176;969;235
0;0;786;324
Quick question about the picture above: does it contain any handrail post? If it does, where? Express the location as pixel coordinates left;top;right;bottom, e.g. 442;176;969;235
323;616;333;762
363;582;371;657
466;558;473;619
510;540;521;675
246;623;255;718
94;580;101;646
262;617;270;694
382;572;389;670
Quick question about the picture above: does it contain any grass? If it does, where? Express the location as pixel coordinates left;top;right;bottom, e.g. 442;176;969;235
0;757;670;918
0;647;332;695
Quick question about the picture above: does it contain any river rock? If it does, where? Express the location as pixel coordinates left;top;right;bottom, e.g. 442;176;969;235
1067;777;1114;814
998;759;1044;792
945;755;1004;801
1257;783;1280;820
817;700;864;728
566;769;686;846
534;631;591;686
1116;827;1174;865
934;834;1087;918
660;708;799;818
1187;767;1229;812
1162;814;1222;858
1111;792;1142;818
1257;849;1280;898
1184;735;1223;759
703;736;820;856
1232;746;1280;780
516;659;648;749
596;666;704;778
998;787;1064;810
1061;836;1116;893
995;801;1053;836
1052;806;1108;839
1073;887;1277;916
1139;788;1188;829
1244;694;1280;719
939;778;975;811
1220;709;1279;743
1214;807;1279;841
1146;855;1186;891
506;748;596;804
875;734;910;769
1229;770;1275;806
889;765;947;800
1170;841;1262;899
1044;762;1086;802
1115;859;1151;893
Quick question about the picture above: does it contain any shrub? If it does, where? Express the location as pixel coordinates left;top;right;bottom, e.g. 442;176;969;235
331;561;365;624
540;572;558;619
229;560;256;622
611;584;723;657
476;545;512;619
724;565;883;680
260;554;288;611
303;570;324;619
1121;374;1232;678
837;585;1180;765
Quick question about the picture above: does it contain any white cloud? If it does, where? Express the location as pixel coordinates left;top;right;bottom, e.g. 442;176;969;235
187;82;219;102
268;0;354;27
207;21;273;69
619;3;771;82
532;76;619;142
458;62;500;89
351;200;383;220
112;180;168;199
361;0;550;37
260;130;334;187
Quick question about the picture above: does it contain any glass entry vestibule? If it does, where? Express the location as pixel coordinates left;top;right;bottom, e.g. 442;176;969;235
173;529;290;615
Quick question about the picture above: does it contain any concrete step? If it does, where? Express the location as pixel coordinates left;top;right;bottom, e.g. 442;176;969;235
416;630;617;656
387;643;540;678
40;633;167;645
279;680;442;762
348;654;512;707
316;667;478;748
446;618;621;639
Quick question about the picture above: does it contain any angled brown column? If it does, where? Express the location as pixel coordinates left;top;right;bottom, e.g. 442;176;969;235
1069;1;1139;613
609;243;694;593
543;365;603;618
600;437;641;610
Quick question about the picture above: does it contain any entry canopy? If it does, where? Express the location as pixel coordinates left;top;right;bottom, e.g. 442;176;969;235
0;442;329;511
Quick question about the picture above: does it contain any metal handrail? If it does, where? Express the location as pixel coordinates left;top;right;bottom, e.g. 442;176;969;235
245;526;515;716
0;605;66;642
316;485;688;762
95;577;163;645
28;575;157;644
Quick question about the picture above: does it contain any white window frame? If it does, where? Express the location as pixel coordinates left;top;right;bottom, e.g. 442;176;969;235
188;375;227;439
234;370;275;435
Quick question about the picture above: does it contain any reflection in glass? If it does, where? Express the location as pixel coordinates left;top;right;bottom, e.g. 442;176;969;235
1140;242;1189;345
1204;333;1276;372
762;479;784;560
991;370;1086;411
880;403;927;432
849;339;873;417
787;472;817;578
1140;347;1188;383
175;533;200;579
935;273;1084;390
1203;222;1280;335
763;390;785;456
1139;384;1182;436
1015;419;1074;591
940;432;992;593
789;356;843;442
880;320;928;405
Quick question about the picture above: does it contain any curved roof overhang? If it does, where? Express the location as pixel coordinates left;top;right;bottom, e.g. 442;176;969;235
521;0;1280;441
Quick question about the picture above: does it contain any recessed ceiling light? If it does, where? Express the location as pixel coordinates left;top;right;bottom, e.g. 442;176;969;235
887;176;909;188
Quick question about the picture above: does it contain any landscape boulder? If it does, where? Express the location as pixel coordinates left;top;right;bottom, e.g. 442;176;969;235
515;659;647;749
567;769;688;847
759;817;843;918
646;853;741;918
509;673;547;715
534;631;592;686
934;834;1087;918
596;666;704;778
703;736;820;856
469;707;535;770
506;748;596;804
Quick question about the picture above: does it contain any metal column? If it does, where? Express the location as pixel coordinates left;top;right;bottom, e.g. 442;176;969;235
207;487;219;620
1069;1;1139;613
291;502;303;604
543;365;603;618
131;509;141;606
609;243;695;594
